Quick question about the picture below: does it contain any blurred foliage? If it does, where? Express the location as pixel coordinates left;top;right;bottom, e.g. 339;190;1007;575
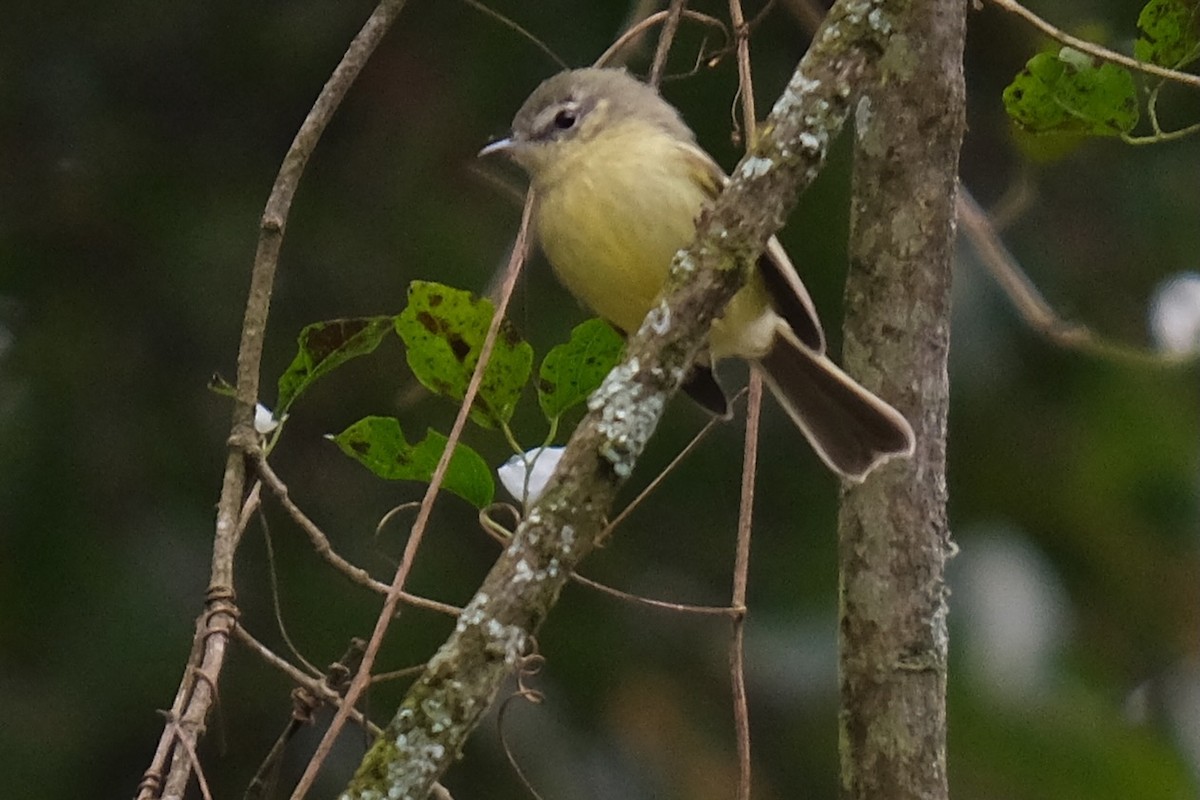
1;0;1197;798
1136;0;1200;69
1003;49;1139;137
1002;0;1199;150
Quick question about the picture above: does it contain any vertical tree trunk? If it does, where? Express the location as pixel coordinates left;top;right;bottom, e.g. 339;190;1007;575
838;0;966;798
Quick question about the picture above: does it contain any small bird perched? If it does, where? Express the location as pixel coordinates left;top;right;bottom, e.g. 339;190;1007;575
480;67;915;481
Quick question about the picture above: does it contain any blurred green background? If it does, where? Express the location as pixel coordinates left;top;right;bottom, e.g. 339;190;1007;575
2;0;1197;797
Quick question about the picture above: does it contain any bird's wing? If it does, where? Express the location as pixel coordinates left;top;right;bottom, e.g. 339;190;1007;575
679;142;826;354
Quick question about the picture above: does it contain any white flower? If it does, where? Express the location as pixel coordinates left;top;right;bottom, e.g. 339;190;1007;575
498;447;565;506
254;403;280;434
1150;272;1200;355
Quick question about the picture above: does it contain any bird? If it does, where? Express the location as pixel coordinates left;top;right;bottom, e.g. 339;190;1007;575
480;67;915;481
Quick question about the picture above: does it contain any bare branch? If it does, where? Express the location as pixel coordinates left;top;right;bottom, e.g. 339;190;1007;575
728;0;757;145
650;0;689;86
254;454;463;615
594;9;728;69
727;4;758;797
570;572;742;616
957;189;1194;367
730;372;758;800
232;625;381;734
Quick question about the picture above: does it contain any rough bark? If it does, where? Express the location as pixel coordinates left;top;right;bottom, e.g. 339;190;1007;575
837;0;965;798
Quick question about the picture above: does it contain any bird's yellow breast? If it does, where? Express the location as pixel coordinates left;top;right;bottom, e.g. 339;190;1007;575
531;123;711;332
531;121;774;358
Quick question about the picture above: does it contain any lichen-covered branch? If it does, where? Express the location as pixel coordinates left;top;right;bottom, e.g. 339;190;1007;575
838;0;965;797
339;3;897;798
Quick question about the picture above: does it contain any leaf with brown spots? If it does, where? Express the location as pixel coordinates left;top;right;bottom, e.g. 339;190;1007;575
330;416;493;508
395;281;532;429
277;317;395;414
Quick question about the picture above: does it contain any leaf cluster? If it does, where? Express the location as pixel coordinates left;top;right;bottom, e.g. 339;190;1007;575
1003;0;1199;147
267;281;623;508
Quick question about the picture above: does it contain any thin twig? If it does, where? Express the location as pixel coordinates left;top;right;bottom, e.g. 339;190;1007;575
747;0;780;30
728;5;757;797
290;192;536;799
496;653;550;800
141;485;261;798
571;572;742;616
459;0;568;69
235;480;264;550
375;501;422;536
989;0;1200;90
602;388;745;537
985;168;1036;231
258;508;323;678
169;722;215;800
729;376;758;800
957;187;1193;367
1122;121;1200;145
595;9;728;69
233;625;381;735
254;455;462;615
243;639;371;799
476;497;740;616
151;594;240;800
370;665;427;684
468;162;528;210
729;0;757;146
650;0;690;87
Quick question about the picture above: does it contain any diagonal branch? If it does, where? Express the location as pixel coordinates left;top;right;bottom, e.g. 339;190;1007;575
339;2;891;797
957;188;1194;366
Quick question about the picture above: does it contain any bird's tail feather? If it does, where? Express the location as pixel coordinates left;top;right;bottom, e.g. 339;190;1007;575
754;324;915;482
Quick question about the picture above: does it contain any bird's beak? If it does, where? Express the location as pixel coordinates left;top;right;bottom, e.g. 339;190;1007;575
478;137;517;158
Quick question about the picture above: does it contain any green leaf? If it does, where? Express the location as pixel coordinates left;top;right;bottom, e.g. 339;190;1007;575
537;318;624;421
330;416;494;508
1003;49;1139;137
1135;0;1200;68
395;281;532;429
277;317;394;413
208;372;236;398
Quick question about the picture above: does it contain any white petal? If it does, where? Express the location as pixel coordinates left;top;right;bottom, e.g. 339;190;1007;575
497;447;565;506
254;403;280;434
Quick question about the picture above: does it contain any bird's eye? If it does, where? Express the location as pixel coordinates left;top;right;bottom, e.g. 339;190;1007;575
553;109;577;130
